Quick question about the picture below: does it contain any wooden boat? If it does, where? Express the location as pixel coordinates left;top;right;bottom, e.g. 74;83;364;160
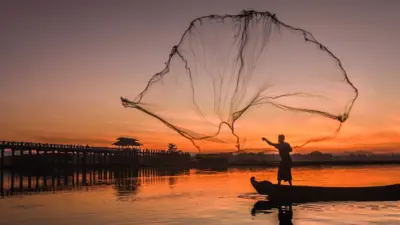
250;177;400;203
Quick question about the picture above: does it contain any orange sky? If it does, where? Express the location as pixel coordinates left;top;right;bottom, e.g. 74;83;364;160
1;0;400;153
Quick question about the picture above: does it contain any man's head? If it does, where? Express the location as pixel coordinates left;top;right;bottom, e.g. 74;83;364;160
278;134;285;143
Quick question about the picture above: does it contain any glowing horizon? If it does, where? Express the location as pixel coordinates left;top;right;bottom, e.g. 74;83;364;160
1;1;400;153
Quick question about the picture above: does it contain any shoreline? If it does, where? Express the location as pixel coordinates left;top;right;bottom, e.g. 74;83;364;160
229;160;400;167
194;160;400;169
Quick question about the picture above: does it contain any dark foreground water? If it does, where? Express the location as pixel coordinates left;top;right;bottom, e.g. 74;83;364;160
0;165;399;224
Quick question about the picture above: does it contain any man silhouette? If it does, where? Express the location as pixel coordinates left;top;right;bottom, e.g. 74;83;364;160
262;134;293;186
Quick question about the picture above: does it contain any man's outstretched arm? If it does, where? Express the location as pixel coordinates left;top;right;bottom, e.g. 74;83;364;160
262;137;278;148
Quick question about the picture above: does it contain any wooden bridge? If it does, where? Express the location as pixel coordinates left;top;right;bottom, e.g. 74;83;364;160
0;141;192;170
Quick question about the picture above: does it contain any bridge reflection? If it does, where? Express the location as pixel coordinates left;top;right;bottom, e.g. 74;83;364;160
0;168;190;198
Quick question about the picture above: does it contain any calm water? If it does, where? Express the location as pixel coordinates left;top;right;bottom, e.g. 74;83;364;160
0;165;399;225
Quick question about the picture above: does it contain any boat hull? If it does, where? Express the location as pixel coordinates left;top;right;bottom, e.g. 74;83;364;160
250;177;400;203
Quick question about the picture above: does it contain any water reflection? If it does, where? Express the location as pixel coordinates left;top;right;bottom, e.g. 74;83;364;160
0;166;399;225
251;201;293;225
0;168;190;199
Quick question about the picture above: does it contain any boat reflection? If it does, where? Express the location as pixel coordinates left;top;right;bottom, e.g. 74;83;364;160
251;200;293;225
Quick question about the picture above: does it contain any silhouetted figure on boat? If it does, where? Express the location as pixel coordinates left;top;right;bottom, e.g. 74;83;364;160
262;135;293;186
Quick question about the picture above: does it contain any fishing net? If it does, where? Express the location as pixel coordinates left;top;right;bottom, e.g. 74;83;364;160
121;10;358;152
